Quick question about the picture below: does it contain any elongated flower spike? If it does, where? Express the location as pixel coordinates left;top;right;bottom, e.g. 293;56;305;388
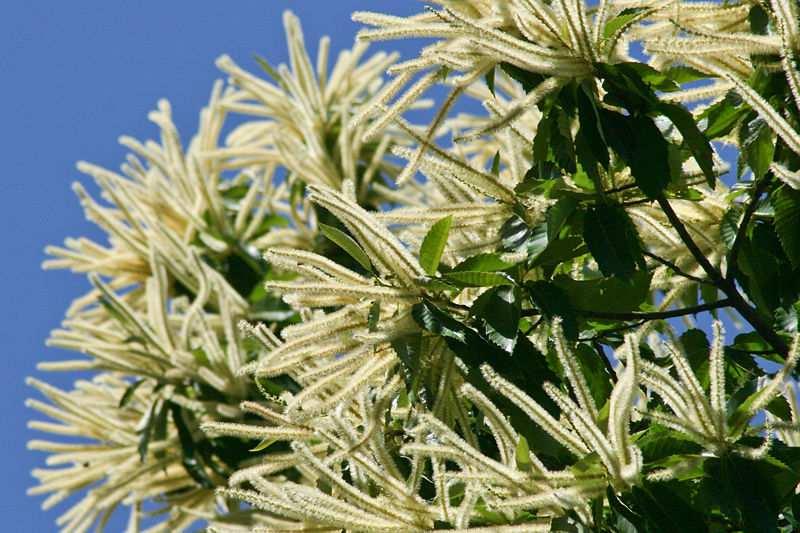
393;327;645;527
212;11;412;207
32;9;422;531
641;322;800;463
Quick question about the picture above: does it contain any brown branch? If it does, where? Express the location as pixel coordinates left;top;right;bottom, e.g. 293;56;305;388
575;299;731;321
656;195;789;356
643;250;709;284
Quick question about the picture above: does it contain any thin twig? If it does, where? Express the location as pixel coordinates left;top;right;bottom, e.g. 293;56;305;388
643;251;709;284
575;299;731;321
727;175;772;279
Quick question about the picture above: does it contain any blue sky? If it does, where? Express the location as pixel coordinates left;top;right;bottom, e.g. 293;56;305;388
0;2;419;529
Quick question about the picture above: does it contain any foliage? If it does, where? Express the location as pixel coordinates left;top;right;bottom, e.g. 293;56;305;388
27;1;800;532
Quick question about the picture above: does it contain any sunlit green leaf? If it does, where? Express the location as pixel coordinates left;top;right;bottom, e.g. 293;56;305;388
419;216;453;276
319;223;373;272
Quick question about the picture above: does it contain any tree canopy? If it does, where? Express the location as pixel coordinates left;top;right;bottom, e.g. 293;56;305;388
27;2;800;531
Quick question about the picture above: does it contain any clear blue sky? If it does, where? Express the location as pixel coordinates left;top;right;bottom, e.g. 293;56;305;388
0;2;418;530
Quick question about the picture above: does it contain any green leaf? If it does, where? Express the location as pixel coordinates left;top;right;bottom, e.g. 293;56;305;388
490;151;501;176
137;400;158;462
720;204;745;251
603;8;643;39
391;333;426;404
118;378;146;408
485;66;496;96
531;237;587;270
412;300;564;460
546;197;579;241
701;92;746;139
658;102;716;188
553;271;651;314
773;186;800;268
742;117;776;179
625;480;708;533
499;62;545;93
583;204;645;279
452;253;515;272
500;216;548;259
703;455;795;533
472;286;520;353
665;65;709;85
319;223;373;272
169;402;214;489
250;438;277;452
526;281;578;340
368;301;381;332
575;85;609;172
515;436;532;471
600;110;672;198
637;424;703;462
574;343;614;406
419;215;453;276
442;270;514;287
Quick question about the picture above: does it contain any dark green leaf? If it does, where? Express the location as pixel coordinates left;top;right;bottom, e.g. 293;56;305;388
391;333;425;403
703;455;795;532
701;92;746;139
412;300;566;462
485;66;496;96
499;62;545;93
500;216;549;259
742;117;776;179
658;102;716;188
368;301;381;332
472;286;520;353
490;151;501;176
319;223;373;272
553;271;651;314
749;4;769;34
720;204;745;251
526;281;579;340
601;110;672;198
574;343;613;406
118;379;146;408
680;328;711;385
169;402;214;489
137;401;158;462
603;8;643;39
637;424;704;463
546;197;579;241
419;215;453;275
773;185;800;268
625;480;708;533
575;85;609;171
583;204;645;278
452;253;515;272
442;270;514;287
